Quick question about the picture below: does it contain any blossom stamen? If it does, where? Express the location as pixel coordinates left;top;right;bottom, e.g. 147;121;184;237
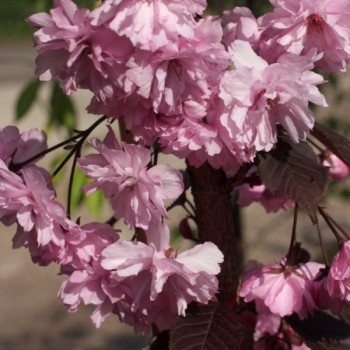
307;14;325;32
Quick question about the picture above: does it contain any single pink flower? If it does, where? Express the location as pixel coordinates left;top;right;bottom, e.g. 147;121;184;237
322;153;350;180
27;0;133;101
237;183;295;213
79;127;183;229
311;269;343;315
101;238;223;331
0;126;47;167
0;162;66;246
259;0;350;73
58;260;125;328
240;260;323;318
59;225;223;333
218;40;326;163
327;240;350;302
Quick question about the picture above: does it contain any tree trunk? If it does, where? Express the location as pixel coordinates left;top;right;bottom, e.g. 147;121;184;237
188;162;243;300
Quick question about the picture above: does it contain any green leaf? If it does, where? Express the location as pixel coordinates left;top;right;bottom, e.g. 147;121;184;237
85;189;104;218
50;153;67;187
49;81;77;136
15;78;42;120
70;168;87;214
70;170;105;217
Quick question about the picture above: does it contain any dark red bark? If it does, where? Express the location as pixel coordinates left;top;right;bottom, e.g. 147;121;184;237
188;162;242;300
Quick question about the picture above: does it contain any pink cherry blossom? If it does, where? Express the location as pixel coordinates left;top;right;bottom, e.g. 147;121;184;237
58;221;120;271
92;0;207;51
221;7;260;48
240;260;323;318
79;127;183;229
259;0;350;73
12;128;47;165
101;239;223;331
326;240;350;302
218;40;327;163
237;183;295;213
254;313;281;342
0;126;47;167
253;313;311;350
311;269;343;315
59;228;223;333
15;166;67;246
0;161;66;239
123;17;228;117
322;153;350;180
59;260;125;328
27;0;133;102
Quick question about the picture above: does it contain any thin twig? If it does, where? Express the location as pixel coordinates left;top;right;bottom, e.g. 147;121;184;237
318;207;344;242
286;205;298;265
319;207;350;240
315;220;330;266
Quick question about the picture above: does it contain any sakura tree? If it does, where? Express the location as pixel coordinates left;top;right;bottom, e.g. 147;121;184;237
4;0;350;348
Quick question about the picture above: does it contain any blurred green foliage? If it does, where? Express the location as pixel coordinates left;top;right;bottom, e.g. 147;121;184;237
206;0;271;15
0;0;94;39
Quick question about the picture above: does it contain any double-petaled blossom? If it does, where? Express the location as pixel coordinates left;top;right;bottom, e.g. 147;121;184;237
87;16;233;171
0;126;47;167
259;0;350;73
79;127;183;229
92;0;207;52
27;0;134;102
326;240;350;302
59;222;224;333
122;17;229;117
221;7;260;48
0;161;66;245
57;221;120;271
253;313;311;349
218;40;327;164
240;259;324;319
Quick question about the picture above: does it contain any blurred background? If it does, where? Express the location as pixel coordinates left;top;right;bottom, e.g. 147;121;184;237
1;1;350;349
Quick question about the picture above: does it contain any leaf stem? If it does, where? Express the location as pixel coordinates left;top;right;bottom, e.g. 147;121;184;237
319;208;350;240
319;207;349;241
315;220;330;266
286;204;298;266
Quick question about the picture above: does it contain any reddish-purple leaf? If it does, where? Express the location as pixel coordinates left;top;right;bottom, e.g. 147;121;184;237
169;303;253;350
311;122;350;167
287;311;350;350
256;134;328;223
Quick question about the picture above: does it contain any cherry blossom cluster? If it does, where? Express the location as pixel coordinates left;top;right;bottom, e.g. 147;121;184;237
2;0;350;346
0;124;223;333
239;233;350;349
28;0;350;175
